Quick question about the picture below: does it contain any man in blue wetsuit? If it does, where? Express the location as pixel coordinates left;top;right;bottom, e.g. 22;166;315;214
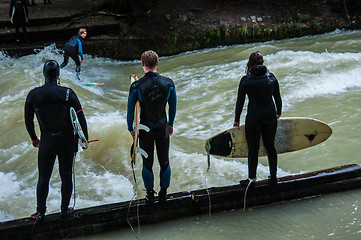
25;60;88;221
234;51;282;187
127;50;177;204
60;28;87;79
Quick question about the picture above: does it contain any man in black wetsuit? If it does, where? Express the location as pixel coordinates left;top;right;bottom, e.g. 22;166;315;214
25;60;88;221
9;0;29;43
233;51;282;187
127;50;177;204
60;28;87;80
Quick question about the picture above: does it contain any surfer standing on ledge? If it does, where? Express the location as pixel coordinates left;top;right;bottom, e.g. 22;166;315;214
60;28;87;80
127;50;177;204
233;51;282;187
25;60;88;221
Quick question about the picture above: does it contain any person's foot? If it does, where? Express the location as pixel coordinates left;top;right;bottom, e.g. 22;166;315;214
240;178;256;188
159;188;167;202
61;207;75;219
31;212;45;222
145;189;155;204
268;176;278;185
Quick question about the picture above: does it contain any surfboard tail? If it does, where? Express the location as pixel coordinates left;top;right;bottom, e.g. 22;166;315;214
70;107;88;149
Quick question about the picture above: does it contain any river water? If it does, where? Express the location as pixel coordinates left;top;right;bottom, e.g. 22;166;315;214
1;30;360;239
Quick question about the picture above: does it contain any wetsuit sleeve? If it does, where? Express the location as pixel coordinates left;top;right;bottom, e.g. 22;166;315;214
9;0;14;19
70;89;88;140
77;39;84;60
167;87;177;127
127;89;138;131
273;79;282;115
23;0;28;17
24;91;38;141
234;77;247;122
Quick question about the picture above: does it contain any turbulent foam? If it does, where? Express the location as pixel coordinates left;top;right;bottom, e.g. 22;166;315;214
2;30;361;222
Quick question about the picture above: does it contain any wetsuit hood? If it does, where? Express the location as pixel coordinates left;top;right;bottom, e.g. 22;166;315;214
250;65;267;76
43;60;60;82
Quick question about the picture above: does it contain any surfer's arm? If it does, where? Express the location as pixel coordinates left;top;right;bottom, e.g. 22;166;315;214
9;1;15;22
167;87;177;127
127;89;139;132
24;94;38;141
23;0;29;18
77;39;84;61
234;78;247;123
273;79;282;116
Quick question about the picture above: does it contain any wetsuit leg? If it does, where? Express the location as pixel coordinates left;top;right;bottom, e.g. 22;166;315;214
60;52;70;68
69;53;81;75
155;125;171;189
245;115;261;179
261;117;278;178
21;24;28;42
15;26;20;42
37;143;57;214
58;150;74;212
139;127;155;190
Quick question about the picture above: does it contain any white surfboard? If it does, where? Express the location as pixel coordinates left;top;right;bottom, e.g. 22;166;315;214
70;107;88;149
205;117;332;158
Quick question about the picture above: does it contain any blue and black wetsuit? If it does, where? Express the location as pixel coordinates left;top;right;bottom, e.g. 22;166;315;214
60;35;85;75
234;65;282;179
25;80;88;215
127;71;177;192
9;0;29;42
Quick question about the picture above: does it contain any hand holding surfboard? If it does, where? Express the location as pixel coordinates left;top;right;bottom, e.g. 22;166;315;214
130;75;149;164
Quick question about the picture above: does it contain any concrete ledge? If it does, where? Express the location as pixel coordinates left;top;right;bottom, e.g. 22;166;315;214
1;164;361;240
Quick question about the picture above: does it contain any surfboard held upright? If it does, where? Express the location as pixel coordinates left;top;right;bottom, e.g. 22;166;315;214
205;117;332;158
70;107;88;149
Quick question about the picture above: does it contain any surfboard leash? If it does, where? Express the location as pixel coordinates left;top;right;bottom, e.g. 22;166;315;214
243;178;255;212
127;140;141;239
126;193;141;240
72;152;77;209
204;152;212;216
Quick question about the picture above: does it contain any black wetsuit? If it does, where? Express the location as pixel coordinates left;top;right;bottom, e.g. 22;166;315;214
25;80;88;214
234;65;282;179
127;72;177;191
9;0;29;42
26;0;34;6
60;35;85;75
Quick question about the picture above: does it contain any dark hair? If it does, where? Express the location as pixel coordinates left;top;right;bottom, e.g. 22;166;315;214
246;51;264;74
141;50;159;69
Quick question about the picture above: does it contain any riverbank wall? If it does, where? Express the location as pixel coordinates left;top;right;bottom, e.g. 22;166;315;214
1;0;361;60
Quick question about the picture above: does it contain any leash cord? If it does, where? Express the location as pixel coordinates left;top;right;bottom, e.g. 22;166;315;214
126;161;141;240
243;179;255;212
72;152;77;209
205;153;212;216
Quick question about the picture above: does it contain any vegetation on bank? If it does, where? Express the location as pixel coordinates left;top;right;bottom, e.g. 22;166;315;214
95;0;361;58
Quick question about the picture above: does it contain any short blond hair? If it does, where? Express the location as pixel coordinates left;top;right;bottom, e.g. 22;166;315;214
141;50;158;69
78;28;87;35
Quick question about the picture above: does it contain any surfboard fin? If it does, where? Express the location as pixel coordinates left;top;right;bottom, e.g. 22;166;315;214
136;147;148;158
138;124;150;132
305;131;317;143
130;144;148;159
